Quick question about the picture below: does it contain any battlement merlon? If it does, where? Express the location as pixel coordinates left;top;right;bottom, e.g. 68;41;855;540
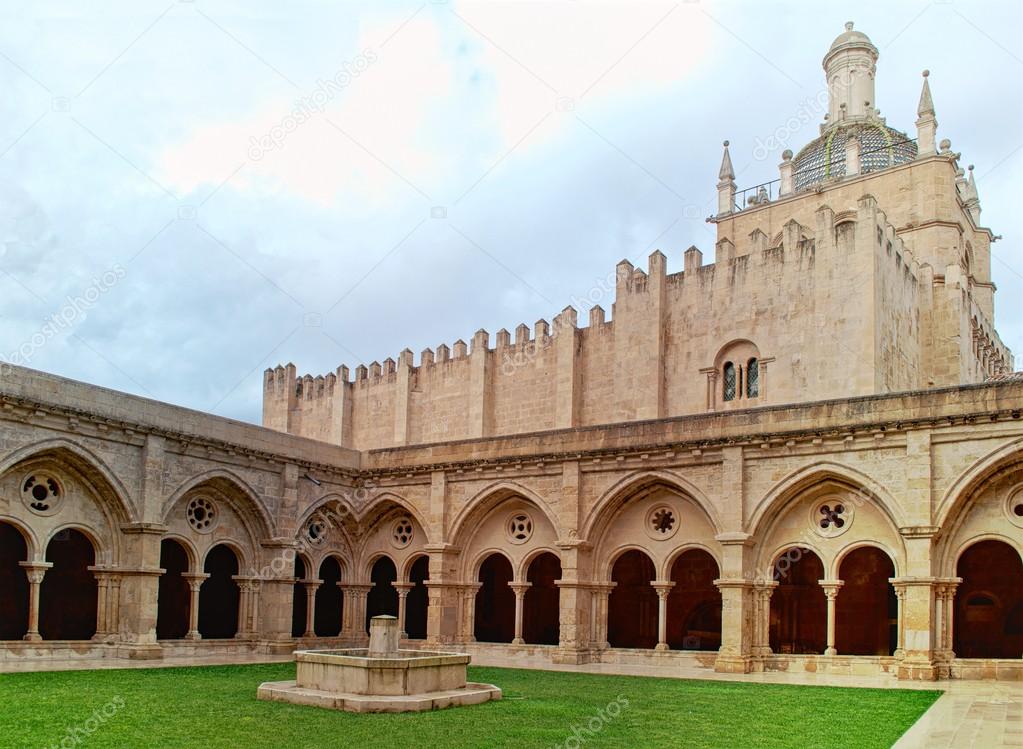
261;192;1003;450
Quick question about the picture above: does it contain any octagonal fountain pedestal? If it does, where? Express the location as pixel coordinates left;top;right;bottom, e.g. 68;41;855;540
257;616;501;713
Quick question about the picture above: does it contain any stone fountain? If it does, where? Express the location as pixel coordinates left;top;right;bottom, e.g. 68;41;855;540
257;616;501;713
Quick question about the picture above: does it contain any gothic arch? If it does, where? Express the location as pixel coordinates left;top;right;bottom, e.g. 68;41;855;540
160;533;200;571
831;540;900;579
0;514;39;561
935;439;1023;542
518;546;562;582
449;482;560;550
661;543;722;581
294;494;357;557
357;491;431;541
469;547;516;580
762;541;828;581
581;470;720;545
602;543;657;581
310;550;351;580
44;523;108;562
200;538;250;571
401;552;429;583
0;438;136;526
748;461;908;539
951;533;1023;570
162;469;274;541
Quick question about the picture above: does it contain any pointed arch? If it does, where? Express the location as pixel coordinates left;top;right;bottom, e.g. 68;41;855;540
163;469;275;545
581;470;720;546
935;438;1023;534
295;494;357;558
0;438;135;525
449;481;560;550
747;461;908;540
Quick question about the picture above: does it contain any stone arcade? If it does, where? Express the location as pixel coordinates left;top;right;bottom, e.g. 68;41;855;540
1;24;1021;682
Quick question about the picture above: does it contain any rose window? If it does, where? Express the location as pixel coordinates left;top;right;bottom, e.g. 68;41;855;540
392;517;414;549
307;519;327;544
186;496;218;533
644;505;681;540
651;508;675;534
21;474;63;516
507;513;533;544
1007;489;1023;529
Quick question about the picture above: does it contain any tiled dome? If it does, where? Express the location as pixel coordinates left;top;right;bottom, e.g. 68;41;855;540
793;122;917;191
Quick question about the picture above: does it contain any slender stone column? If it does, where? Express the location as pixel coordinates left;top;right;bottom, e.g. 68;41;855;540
460;584;482;642
340;584;372;638
182;573;209;640
232;576;262;638
652;582;675;651
509;582;531;645
394;582;414;639
892;581;907;659
19;562;51;642
752;581;778;657
821;580;844;656
301;580;321;638
589;583;615;649
90;570;111;637
943;579;960;658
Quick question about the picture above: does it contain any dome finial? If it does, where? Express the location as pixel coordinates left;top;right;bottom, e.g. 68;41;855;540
845;21;854;31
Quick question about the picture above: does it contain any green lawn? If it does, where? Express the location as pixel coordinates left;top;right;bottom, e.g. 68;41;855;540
0;663;938;749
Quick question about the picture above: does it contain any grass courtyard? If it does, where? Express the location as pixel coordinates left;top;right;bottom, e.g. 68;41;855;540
0;663;938;749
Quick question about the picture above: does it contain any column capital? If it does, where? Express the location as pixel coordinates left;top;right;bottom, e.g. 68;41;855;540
393;582;415;595
651;581;675;599
19;561;52;584
820;579;844;598
508;582;532;596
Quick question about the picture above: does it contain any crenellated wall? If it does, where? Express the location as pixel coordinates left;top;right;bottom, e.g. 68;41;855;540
262;189;1000;451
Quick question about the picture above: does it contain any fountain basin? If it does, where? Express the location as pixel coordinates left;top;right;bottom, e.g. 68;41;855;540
294;648;472;696
257;618;500;713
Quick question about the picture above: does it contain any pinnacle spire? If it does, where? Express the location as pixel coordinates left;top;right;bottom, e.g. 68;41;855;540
718;140;734;182
965;164;979;202
917;69;935;118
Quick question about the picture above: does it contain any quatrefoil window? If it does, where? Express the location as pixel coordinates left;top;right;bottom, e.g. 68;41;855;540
810;497;854;538
391;517;414;549
507;513;533;545
818;503;846;530
21;473;63;516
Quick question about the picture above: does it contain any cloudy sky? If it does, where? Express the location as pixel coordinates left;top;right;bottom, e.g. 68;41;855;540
1;0;1021;424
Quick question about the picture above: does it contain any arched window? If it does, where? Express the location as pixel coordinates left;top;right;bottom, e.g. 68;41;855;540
722;362;736;401
746;358;759;398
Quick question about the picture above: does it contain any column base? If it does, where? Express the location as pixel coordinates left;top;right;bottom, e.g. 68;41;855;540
551;647;592;665
713;654;753;674
185;632;201;641
654;643;669;651
22;633;41;642
121;644;164;660
897;657;939;681
512;638;524;645
824;647;837;656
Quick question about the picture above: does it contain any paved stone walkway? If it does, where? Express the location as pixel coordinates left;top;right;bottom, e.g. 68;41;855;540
3;652;1020;747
